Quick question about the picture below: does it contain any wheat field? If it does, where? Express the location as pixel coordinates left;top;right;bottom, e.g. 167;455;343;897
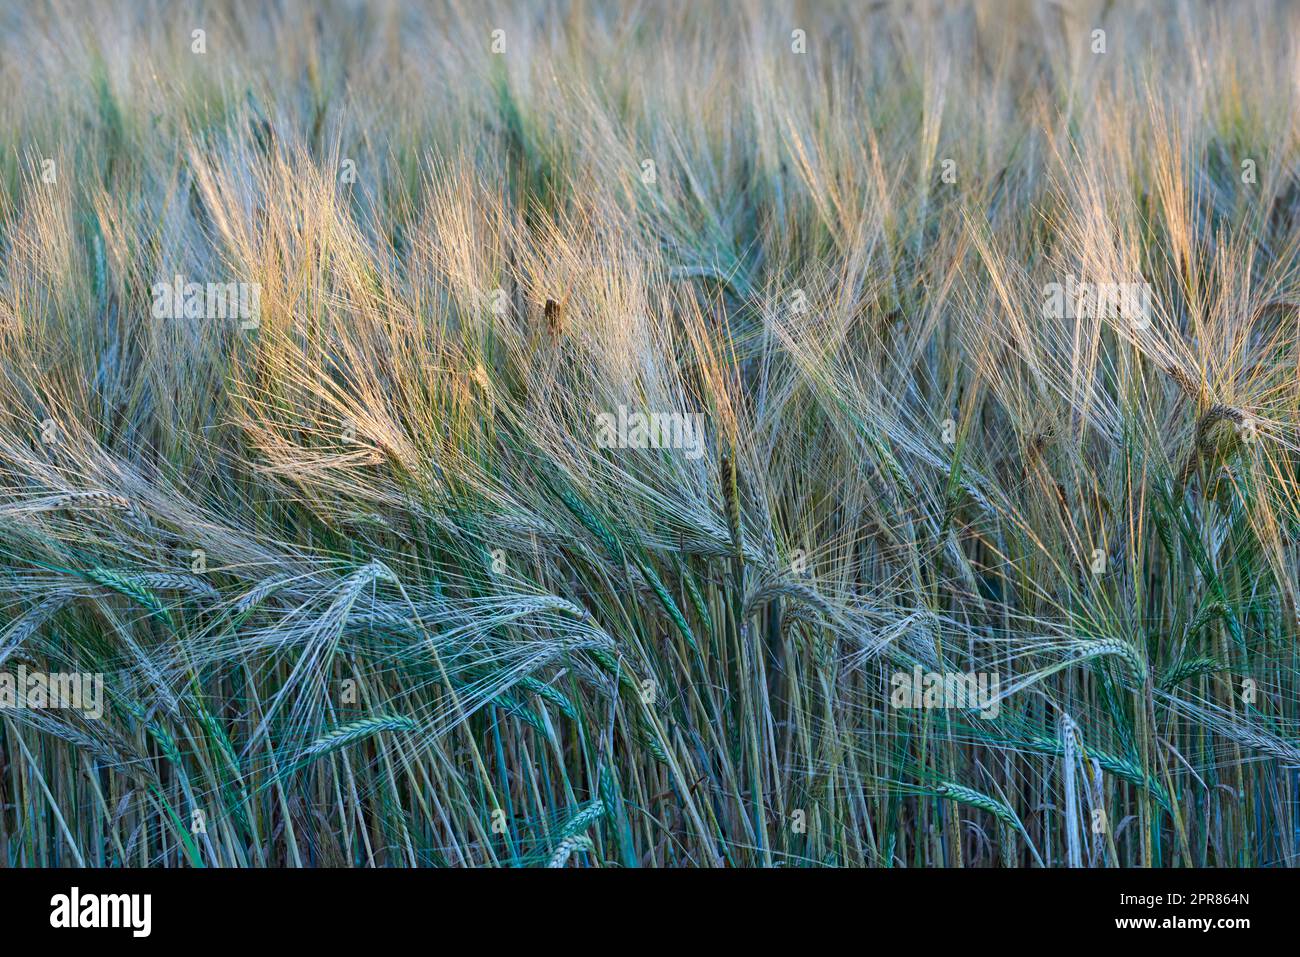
1;0;1298;868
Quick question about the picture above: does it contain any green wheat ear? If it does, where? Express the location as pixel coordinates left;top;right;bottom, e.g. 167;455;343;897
86;568;175;627
295;716;419;765
557;798;606;839
546;834;593;868
1158;656;1226;692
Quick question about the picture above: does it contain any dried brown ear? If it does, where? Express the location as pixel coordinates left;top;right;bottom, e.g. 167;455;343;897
544;298;563;334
